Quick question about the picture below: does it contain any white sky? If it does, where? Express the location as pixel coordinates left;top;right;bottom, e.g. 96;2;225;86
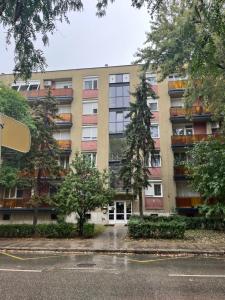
0;1;150;73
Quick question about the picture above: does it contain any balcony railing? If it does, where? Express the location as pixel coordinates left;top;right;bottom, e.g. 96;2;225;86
170;106;211;117
168;80;187;95
57;140;72;150
171;134;221;146
0;199;31;208
82;89;98;99
174;165;187;177
21;88;73;101
54;113;72;124
176;197;204;208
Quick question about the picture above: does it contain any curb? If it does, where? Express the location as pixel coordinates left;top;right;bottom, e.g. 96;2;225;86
0;247;224;256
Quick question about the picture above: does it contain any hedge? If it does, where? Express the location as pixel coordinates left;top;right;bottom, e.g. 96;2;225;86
0;223;95;238
128;218;185;239
130;215;225;231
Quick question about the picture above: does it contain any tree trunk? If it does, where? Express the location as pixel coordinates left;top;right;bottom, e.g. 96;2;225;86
78;215;85;236
33;206;38;226
138;187;143;218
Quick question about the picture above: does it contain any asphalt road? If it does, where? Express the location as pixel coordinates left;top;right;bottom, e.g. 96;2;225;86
0;252;225;300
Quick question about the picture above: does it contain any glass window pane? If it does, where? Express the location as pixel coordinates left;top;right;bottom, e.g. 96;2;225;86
116;74;123;83
150;102;158;111
109;98;116;108
93;80;98;89
84;80;92;89
92;127;97;139
116;97;123;108
123;97;130;108
150;125;159;138
116;112;123;122
109;87;116;97
154;184;162;196
83;103;91;115
109;123;116;133
116;86;123;97
109;111;116;122
123;85;130;97
82;128;90;140
117;122;123;133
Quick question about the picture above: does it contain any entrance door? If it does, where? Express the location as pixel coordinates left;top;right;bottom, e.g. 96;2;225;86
108;201;132;224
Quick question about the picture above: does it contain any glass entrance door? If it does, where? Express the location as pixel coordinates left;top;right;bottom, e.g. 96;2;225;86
108;201;132;224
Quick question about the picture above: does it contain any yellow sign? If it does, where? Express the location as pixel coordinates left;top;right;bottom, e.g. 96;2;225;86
0;113;31;153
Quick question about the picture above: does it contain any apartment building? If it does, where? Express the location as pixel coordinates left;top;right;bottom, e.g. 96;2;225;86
0;65;216;224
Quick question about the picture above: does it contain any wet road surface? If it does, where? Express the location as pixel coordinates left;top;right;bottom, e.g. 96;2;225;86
0;252;225;299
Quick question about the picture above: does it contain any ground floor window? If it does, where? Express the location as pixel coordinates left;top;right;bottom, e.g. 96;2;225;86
108;201;132;223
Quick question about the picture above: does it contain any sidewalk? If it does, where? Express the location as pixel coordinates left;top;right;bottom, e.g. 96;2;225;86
1;225;225;255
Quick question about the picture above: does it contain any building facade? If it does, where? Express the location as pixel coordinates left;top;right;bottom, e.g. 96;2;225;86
0;65;215;224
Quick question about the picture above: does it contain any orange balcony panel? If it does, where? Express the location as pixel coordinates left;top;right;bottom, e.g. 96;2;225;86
170;106;210;117
176;197;204;208
82;89;98;99
81;140;97;151
174;166;186;176
148;167;161;177
82;115;98;125
0;199;31;208
171;134;222;146
168;80;187;90
145;197;163;209
21;88;73;98
55;113;72;123
151;85;158;95
57;140;72;150
154;139;160;148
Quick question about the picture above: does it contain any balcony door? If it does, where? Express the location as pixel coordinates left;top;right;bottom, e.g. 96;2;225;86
108;201;132;224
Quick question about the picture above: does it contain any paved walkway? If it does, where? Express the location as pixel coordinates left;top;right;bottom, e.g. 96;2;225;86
1;225;225;255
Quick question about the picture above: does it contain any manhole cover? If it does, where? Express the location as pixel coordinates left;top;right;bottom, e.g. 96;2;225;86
77;263;96;267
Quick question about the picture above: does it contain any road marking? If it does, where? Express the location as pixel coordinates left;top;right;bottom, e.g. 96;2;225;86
0;252;25;261
128;256;192;264
0;268;42;273
24;255;66;260
60;267;117;272
169;274;225;278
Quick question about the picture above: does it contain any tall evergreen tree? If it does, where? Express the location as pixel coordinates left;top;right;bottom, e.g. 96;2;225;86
120;76;155;217
21;90;61;225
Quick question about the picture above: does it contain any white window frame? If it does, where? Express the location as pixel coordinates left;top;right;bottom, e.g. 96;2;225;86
82;101;98;115
11;80;40;91
145;181;163;197
57;105;71;114
168;74;188;81
146;73;157;84
150;123;160;138
4;187;23;199
149;151;161;167
173;125;193;136
82;126;98;141
83;77;98;90
53;130;70;141
54;81;72;89
82;152;97;166
147;98;158;112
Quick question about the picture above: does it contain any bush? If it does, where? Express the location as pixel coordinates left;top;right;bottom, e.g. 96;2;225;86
129;215;225;231
35;223;76;238
0;224;35;237
128;218;185;239
83;223;95;238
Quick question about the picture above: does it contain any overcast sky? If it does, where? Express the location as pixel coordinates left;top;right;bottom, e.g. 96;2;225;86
0;1;150;73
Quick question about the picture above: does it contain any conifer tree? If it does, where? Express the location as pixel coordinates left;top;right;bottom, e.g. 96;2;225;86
120;76;155;217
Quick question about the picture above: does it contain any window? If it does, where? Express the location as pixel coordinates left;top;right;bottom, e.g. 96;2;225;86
211;122;220;134
109;74;130;84
173;125;193;136
4;187;23;199
53;130;70;140
3;214;11;221
109;111;130;134
83;102;98;115
150;151;161;167
82;152;97;166
150;124;159;138
55;81;72;89
174;152;187;165
83;78;98;90
51;214;57;220
59;156;70;169
57;105;71;114
109;84;130;108
147;98;158;111
82;126;97;141
145;182;163;197
146;73;157;84
168;74;188;81
11;81;40;91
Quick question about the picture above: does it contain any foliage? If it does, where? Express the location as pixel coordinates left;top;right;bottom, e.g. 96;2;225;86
35;223;76;238
136;0;225;124
120;75;155;217
0;165;19;188
83;223;95;238
199;203;225;221
186;140;225;203
0;224;35;237
54;153;114;236
128;217;185;239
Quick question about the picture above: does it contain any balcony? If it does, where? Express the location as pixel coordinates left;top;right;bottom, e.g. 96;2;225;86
171;134;221;147
57;140;72;152
176;197;204;208
170;106;211;122
21;88;73;103
168;80;187;96
174;165;188;179
54;113;72;128
0;199;31;208
82;89;98;99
